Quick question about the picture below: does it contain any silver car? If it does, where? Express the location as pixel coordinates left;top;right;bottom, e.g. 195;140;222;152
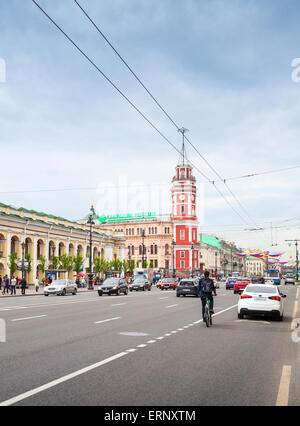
44;279;77;296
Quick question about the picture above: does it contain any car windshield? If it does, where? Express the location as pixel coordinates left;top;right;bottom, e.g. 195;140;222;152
162;279;174;282
245;286;277;294
103;278;119;285
51;280;68;286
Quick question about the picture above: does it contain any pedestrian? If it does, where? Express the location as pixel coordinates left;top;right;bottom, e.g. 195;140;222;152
0;275;2;293
3;275;9;294
21;277;27;295
10;276;16;295
42;277;45;287
34;277;39;293
75;277;80;287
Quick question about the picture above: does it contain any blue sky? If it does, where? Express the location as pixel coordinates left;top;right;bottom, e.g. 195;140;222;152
1;0;300;253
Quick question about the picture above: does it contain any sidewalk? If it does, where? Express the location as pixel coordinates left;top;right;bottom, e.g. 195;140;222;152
0;286;92;298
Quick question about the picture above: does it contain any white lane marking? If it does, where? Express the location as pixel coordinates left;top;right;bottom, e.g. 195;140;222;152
171;331;178;334
94;317;121;325
291;300;299;331
160;297;169;300
0;301;239;406
11;315;47;322
126;349;137;353
156;337;164;340
235;320;271;325
166;304;178;308
111;303;127;306
276;365;292;406
146;340;156;344
177;328;184;331
0;352;127;407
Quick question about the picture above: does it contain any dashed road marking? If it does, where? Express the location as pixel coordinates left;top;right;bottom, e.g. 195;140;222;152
166;304;178;308
94;317;121;325
276;365;292;406
11;315;47;322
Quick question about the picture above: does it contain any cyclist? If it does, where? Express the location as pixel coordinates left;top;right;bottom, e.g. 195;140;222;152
198;270;217;321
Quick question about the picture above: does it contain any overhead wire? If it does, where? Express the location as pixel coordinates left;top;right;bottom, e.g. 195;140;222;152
31;0;255;228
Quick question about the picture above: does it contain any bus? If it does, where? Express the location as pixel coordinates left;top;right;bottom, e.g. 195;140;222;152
265;269;281;285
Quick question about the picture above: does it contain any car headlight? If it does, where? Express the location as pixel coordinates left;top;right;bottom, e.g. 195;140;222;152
112;286;117;290
98;286;102;290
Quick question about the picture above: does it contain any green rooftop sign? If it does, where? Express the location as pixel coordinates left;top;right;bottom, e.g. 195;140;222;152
200;234;221;249
98;212;157;224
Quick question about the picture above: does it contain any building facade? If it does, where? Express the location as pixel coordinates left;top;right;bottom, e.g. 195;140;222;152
245;256;265;276
0;203;125;284
98;214;174;273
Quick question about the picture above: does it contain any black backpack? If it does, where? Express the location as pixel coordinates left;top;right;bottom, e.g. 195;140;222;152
201;278;214;293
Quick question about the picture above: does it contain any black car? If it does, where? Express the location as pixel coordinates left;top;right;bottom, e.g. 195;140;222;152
98;278;128;296
176;278;199;297
130;278;151;292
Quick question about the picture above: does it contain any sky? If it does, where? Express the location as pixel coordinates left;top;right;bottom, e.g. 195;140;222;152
1;0;300;257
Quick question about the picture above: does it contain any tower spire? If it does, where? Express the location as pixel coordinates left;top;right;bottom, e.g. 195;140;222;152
178;127;189;165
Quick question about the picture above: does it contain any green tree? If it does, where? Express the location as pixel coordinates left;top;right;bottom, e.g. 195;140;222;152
73;254;84;275
93;257;101;276
60;254;74;278
53;256;60;270
128;259;135;275
142;260;148;268
25;253;32;273
8;252;18;276
39;255;46;273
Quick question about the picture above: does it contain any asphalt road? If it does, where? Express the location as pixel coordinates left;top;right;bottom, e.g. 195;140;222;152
0;283;299;406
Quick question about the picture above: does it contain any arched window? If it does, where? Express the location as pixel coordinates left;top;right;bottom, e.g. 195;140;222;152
154;245;158;255
165;244;169;255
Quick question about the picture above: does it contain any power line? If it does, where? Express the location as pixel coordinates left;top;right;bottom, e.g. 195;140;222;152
31;0;255;228
73;0;260;229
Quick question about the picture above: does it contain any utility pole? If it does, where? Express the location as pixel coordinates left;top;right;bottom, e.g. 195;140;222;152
285;240;299;281
141;229;145;268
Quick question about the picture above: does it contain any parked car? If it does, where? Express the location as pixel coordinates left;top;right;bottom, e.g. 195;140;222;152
44;279;77;296
160;278;178;290
238;284;286;320
225;277;236;290
129;277;151;292
98;278;128;296
176;278;199;297
234;278;252;294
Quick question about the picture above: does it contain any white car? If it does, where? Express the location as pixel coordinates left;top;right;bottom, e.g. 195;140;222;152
238;284;286;321
44;279;77;296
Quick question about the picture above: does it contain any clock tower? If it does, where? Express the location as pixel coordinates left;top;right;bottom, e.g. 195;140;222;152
171;135;199;275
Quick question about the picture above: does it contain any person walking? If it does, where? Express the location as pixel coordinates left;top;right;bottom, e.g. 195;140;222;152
34;277;39;293
0;275;2;293
10;276;16;295
21;277;27;295
3;275;9;295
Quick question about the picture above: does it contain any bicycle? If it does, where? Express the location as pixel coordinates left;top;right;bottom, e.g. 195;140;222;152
204;296;213;327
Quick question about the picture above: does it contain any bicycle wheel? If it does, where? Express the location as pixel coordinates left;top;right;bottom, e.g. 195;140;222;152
205;305;210;327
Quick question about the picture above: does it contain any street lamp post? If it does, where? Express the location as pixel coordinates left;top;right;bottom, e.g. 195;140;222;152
191;244;194;278
51;245;55;270
172;239;176;277
21;241;25;281
215;252;218;277
141;229;145;268
87;209;95;290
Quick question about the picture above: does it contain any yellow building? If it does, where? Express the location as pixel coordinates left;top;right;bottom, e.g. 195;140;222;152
0;202;125;284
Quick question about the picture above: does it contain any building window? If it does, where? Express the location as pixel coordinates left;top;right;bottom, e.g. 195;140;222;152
181;206;184;214
154;260;158;268
137;228;140;235
154;245;158;255
180;230;185;240
150;245;153;255
126;229;128;235
155;227;157;234
132;228;134;236
180;260;185;268
180;251;185;258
